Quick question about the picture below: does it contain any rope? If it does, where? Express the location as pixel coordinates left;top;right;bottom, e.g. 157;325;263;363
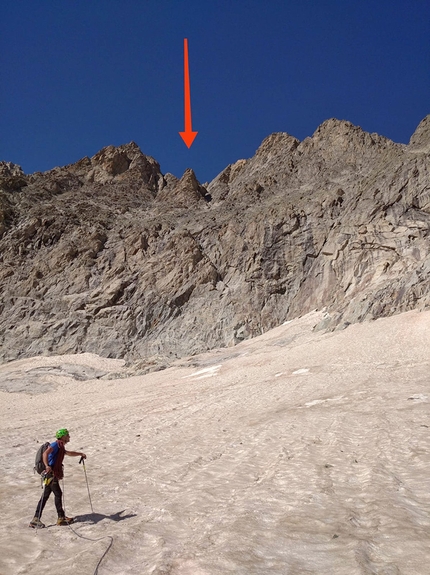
62;468;114;575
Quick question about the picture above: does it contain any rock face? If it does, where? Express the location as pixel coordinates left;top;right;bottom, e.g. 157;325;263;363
1;118;429;367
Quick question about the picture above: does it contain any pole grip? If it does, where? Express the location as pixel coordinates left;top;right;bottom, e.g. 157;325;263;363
79;456;84;464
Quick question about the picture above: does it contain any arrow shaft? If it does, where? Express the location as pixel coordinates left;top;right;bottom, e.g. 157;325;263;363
183;38;193;132
179;38;197;147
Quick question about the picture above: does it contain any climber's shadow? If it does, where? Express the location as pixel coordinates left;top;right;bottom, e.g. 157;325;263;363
75;510;137;524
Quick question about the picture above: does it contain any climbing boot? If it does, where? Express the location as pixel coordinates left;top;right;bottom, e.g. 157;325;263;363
29;517;45;529
57;516;74;526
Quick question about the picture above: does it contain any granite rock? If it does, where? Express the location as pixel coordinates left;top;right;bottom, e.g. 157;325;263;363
1;116;429;367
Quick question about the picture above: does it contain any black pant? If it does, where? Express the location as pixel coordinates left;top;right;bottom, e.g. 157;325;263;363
34;477;65;518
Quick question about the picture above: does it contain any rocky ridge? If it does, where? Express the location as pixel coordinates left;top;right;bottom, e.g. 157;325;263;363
0;116;429;368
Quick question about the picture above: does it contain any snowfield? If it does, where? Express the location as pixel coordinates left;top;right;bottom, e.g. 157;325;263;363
1;309;430;575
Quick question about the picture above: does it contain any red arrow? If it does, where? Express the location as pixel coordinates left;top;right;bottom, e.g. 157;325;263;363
179;38;198;148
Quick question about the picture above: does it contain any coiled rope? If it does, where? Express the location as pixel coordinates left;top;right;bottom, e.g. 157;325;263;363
62;473;114;575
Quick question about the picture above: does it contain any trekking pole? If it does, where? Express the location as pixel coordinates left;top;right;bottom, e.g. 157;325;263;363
79;456;94;513
36;476;48;534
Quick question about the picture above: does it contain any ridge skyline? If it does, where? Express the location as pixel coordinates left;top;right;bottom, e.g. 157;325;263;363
3;2;429;190
4;114;429;187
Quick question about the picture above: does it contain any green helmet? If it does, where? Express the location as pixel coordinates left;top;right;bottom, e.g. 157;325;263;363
56;428;69;439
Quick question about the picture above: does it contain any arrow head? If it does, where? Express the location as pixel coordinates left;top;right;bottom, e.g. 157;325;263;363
179;130;198;148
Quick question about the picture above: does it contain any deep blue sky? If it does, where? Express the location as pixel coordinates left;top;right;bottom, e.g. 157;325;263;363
1;1;429;184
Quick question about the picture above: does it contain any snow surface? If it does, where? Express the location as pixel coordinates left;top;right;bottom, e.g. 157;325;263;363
1;309;430;574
